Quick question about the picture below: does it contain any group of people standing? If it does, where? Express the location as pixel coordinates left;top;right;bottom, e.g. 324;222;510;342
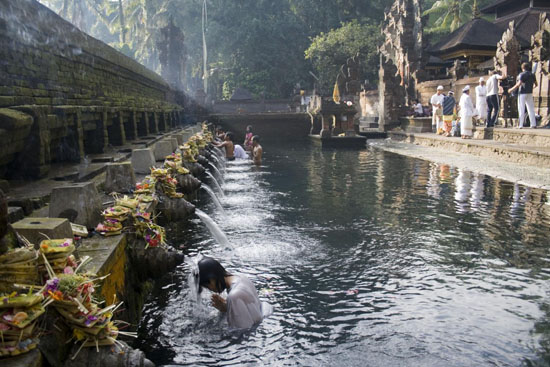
429;62;538;139
213;125;263;165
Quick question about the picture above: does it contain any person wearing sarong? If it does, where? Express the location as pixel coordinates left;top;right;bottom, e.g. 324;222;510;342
475;77;487;125
442;91;456;137
459;86;475;139
430;86;445;133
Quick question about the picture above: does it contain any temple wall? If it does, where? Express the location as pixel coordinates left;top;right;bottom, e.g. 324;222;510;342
0;0;184;178
417;76;490;106
210;113;311;143
534;71;550;122
211;99;291;114
359;91;379;117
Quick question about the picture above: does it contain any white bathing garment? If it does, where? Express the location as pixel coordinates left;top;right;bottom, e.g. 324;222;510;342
233;144;249;159
227;275;271;329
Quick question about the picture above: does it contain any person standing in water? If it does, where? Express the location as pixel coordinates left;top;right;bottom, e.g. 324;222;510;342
243;125;254;151
196;257;266;329
252;135;262;165
212;131;235;160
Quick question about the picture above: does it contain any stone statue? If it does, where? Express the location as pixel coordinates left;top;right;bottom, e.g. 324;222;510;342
449;59;468;80
335;54;362;97
158;18;186;91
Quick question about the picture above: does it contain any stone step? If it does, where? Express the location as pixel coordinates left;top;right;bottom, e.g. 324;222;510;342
7;206;24;223
472;126;550;148
389;131;550;168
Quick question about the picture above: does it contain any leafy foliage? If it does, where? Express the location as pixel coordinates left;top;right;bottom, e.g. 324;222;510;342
305;20;381;93
423;0;494;38
38;0;395;98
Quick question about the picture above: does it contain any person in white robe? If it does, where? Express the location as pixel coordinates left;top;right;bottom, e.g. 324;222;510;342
459;85;475;139
475;77;487;124
430;85;445;133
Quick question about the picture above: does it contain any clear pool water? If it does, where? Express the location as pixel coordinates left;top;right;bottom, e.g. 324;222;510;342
136;142;550;367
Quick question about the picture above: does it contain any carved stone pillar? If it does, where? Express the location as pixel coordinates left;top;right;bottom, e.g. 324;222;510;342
495;21;521;124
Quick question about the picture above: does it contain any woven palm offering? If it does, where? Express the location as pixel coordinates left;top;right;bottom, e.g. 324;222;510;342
41;260;135;358
135;176;157;195
0;290;46;357
164;156;190;175
187;138;201;156
95;219;123;236
39;238;77;275
181;144;198;163
134;213;167;249
0;244;40;293
151;168;184;198
114;195;139;210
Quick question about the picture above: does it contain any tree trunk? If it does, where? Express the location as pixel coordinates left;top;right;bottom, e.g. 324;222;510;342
118;0;126;44
61;0;69;18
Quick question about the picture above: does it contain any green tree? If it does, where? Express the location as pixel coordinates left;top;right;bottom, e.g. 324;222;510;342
423;0;494;35
305;20;381;93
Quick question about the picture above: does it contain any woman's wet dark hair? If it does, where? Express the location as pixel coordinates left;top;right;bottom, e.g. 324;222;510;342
252;135;260;143
197;257;231;293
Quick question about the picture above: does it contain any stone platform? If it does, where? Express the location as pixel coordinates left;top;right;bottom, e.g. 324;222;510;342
309;134;367;149
357;128;388;139
399;116;433;133
389;129;550;168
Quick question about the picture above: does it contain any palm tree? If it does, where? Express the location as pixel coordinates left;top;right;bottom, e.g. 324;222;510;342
423;0;492;34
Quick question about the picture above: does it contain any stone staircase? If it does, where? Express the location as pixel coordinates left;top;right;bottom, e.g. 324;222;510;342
388;127;550;168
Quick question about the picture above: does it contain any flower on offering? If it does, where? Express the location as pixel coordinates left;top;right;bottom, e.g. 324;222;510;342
39;239;75;254
0;289;45;357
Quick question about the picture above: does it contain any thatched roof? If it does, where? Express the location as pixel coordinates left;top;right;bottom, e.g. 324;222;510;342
493;10;543;47
428;18;505;55
481;0;521;13
230;87;253;101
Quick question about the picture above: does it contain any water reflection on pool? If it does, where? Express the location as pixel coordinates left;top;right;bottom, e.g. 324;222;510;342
136;142;550;367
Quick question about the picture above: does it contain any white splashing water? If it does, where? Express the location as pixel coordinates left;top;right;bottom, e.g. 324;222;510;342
209;164;225;184
205;171;225;197
201;185;226;215
195;209;232;249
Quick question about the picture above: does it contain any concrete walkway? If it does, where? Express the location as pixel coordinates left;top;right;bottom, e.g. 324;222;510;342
369;138;550;190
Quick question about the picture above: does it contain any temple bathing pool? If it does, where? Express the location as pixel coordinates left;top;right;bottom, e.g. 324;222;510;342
136;141;550;367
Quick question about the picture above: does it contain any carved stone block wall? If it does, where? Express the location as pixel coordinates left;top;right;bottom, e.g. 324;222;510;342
378;0;426;130
531;13;550;125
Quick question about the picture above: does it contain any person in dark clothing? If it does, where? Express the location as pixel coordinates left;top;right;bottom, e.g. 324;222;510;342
509;62;538;128
442;91;456;136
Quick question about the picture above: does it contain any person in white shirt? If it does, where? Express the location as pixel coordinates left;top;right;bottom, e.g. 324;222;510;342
459;85;475;139
413;99;424;117
485;70;505;127
475;77;487;124
430;85;445;133
509;62;538;129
